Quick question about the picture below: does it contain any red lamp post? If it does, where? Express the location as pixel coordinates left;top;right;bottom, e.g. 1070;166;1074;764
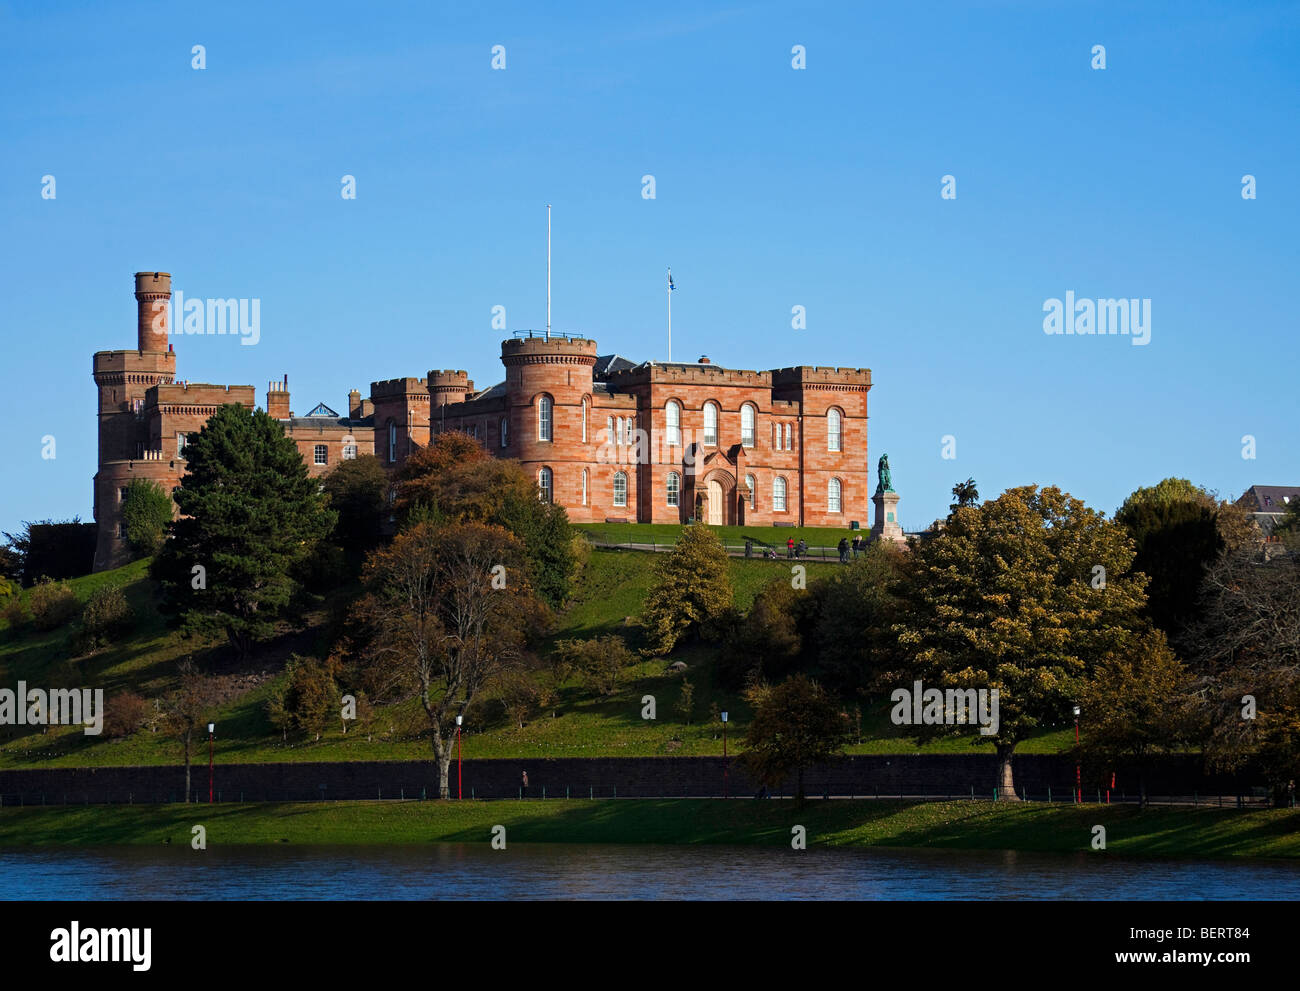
722;710;729;799
207;722;215;804
1073;705;1081;804
455;714;463;800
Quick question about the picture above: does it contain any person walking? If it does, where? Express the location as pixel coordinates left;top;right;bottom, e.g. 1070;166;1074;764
852;534;862;558
837;537;850;564
787;536;795;559
522;770;529;799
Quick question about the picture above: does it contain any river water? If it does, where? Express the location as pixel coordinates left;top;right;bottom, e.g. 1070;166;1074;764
2;844;1297;899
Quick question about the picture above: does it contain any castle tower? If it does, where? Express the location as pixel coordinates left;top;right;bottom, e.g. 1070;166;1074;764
499;334;598;508
427;369;470;408
370;377;431;465
91;271;179;571
134;270;172;352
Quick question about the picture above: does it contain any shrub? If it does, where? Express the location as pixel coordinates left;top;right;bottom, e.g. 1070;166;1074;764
120;479;173;558
555;634;637;697
1;596;26;632
103;691;149;738
76;584;134;651
28;579;80;631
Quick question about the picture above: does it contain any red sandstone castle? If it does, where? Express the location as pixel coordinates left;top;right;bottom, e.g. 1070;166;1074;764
93;272;872;570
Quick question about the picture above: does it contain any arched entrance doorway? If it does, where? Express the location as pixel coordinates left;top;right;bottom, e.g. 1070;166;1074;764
707;479;724;525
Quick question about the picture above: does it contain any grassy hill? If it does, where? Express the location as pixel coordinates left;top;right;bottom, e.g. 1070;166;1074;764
0;542;1073;769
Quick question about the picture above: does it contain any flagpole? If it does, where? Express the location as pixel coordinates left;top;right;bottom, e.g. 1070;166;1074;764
546;204;551;342
667;267;672;362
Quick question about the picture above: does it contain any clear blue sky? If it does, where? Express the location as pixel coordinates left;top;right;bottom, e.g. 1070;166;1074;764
1;0;1296;535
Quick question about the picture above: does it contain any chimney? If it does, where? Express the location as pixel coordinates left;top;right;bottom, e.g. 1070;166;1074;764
134;271;172;352
348;389;361;418
697;355;711;364
267;374;290;420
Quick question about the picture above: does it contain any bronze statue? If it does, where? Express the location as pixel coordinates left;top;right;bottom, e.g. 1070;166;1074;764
878;453;894;493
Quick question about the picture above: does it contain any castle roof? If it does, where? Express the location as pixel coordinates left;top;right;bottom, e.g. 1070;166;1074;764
594;354;637;378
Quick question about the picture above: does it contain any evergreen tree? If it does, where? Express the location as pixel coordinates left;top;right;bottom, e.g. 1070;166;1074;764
120;479;174;558
152;405;335;657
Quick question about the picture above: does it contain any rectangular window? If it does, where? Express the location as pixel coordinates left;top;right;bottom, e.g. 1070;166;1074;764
176;433;187;458
342;444;357;460
119;487;129;503
314;444;328;466
785;424;793;450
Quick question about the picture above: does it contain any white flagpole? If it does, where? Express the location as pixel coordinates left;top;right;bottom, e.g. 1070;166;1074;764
546;204;551;341
667;267;672;362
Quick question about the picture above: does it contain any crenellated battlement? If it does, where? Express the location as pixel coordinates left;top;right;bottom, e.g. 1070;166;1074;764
148;382;256;408
501;337;598;366
771;365;872;390
371;377;432;400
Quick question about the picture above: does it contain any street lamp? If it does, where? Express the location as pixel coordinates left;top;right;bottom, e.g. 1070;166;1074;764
455;714;463;801
721;711;729;799
207;722;215;804
1073;705;1081;804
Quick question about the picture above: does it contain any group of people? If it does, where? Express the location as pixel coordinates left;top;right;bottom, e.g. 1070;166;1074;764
772;533;867;563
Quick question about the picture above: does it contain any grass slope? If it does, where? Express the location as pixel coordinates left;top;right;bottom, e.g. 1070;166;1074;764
0;800;1296;859
0;549;1072;768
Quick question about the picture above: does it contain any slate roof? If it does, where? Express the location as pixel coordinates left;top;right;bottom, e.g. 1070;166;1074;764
1237;485;1300;537
594;354;637;378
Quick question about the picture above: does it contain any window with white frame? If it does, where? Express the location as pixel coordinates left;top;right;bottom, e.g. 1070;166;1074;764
772;423;780;450
581;469;588;505
538;466;553;503
582;399;588;442
343;444;357;460
741;404;755;447
387;420;397;463
538;395;553;441
785;423;793;450
314;444;328;466
667;472;680;507
606;416;614;442
828;409;841;452
703;402;718;446
176;432;188;458
828;477;842;512
666;401;681;446
773;476;787;512
745;474;756;509
613;471;628;507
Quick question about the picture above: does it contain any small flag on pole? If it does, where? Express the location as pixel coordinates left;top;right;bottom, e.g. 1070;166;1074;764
668;270;676;291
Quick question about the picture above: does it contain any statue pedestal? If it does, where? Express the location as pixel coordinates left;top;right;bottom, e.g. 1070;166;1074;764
871;488;904;544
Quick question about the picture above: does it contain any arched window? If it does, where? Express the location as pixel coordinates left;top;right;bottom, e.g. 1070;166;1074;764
500;417;508;448
613;471;628;507
828;477;842;513
538;395;553;441
741;404;756;447
581;399;588;442
616;416;625;445
745;474;756;509
785;423;793;450
581;469;588;505
772;423;780;450
538;467;553;503
606;416;614;443
827;409;841;452
387;419;397;463
666;472;680;507
703;402;718;446
773;476;787;512
666;401;681;446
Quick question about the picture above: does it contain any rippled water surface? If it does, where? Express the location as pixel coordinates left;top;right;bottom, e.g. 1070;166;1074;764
3;844;1297;900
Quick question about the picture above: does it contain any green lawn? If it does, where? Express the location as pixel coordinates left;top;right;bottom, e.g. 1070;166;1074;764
578;521;870;551
1;799;1295;859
